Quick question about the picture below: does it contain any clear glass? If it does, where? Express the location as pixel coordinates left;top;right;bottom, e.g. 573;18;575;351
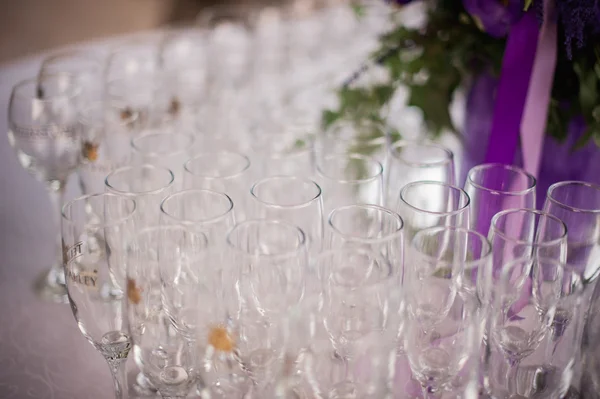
488;209;567;281
126;226;205;398
543;181;600;283
105;75;158;131
61;193;136;398
225;219;308;395
397;181;470;242
105;38;160;82
184;151;252;221
105;164;175;228
7;74;81;302
157;68;206;129
131;130;195;189
407;226;492;328
77;101;138;195
314;248;402;398
39;50;104;103
316;153;383;215
250;175;324;253
160;189;236;245
159;27;207;71
326;204;404;281
464;163;536;236
386;140;455;208
488;257;567;398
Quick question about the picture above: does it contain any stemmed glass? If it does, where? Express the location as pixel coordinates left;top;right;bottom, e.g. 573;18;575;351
226;219;308;395
250;175;324;253
464;163;536;236
183;151;252;221
314;248;402;398
8;74;81;302
126;225;207;398
385;140;455;208
316;153;383;215
396;181;470;242
61;193;136;398
131;130;196;189
489;257;565;398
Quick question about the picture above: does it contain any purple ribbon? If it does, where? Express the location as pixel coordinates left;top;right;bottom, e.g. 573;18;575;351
484;11;540;166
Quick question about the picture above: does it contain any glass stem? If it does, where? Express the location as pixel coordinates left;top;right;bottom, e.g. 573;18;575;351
47;182;66;277
106;358;128;399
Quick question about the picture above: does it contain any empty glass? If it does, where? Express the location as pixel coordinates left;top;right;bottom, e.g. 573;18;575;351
131;130;195;189
543;181;600;283
386;140;455;208
397;181;470;242
126;226;207;398
250;176;324;253
160;189;236;245
488;257;566;398
105;164;175;228
464;163;536;236
315;248;402;398
316;153;383;214
8;73;81;302
184;151;252;221
105;38;160;82
61;193;136;398
159;27;207;71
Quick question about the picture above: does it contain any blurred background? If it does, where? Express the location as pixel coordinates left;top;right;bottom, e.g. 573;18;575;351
0;0;274;65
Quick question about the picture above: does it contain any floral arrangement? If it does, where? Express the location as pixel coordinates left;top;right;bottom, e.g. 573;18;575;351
323;0;600;196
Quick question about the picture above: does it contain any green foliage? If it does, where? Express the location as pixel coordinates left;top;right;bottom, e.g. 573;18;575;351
322;2;600;151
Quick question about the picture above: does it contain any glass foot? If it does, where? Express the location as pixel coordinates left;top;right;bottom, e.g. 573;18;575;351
33;265;68;304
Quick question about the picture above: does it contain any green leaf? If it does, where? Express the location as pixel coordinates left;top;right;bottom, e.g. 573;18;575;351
523;0;534;11
572;127;594;151
351;3;365;18
574;64;598;115
322;110;340;129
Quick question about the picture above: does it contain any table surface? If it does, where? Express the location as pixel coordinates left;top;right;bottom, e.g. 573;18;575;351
0;32;166;399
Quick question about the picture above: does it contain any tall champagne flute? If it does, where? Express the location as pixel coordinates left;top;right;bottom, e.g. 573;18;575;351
250;175;324;253
131;130;195;189
184;151;252;221
397;181;470;242
464;163;536;236
316;153;384;215
61;193;136;398
8;74;81;302
386;140;455;208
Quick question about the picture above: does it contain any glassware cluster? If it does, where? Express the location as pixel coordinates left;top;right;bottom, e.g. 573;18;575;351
7;2;600;398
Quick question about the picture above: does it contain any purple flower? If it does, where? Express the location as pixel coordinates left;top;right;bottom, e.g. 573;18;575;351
463;0;525;38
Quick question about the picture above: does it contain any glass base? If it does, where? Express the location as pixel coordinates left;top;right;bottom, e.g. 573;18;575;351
33;265;68;304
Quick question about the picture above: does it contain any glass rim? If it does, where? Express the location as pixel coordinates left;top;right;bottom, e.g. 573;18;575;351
40;50;104;70
11;73;82;102
61;192;137;227
399;180;470;216
131;131;195;157
327;204;404;244
412;226;492;267
466;163;537;196
389;140;454;168
160;188;235;226
546;180;600;213
316;247;395;287
250;175;322;209
184;150;251;180
316;153;383;184
490;208;568;247
226;219;307;259
105;163;175;195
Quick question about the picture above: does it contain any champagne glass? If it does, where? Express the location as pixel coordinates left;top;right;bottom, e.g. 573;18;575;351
105;38;160;82
316;153;383;215
159;27;206;71
61;193;136;398
543;181;600;283
250;175;324;253
126;226;206;398
464;163;536;236
386;140;455;208
8;74;81;302
397;181;470;242
184;151;252;221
